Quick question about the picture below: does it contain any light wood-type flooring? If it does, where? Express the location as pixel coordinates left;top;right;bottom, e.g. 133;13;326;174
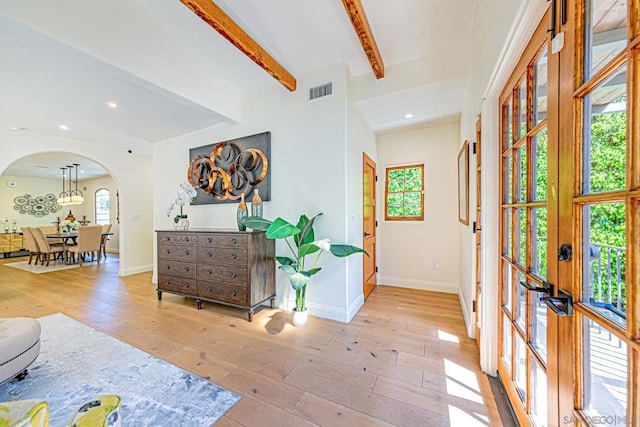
0;255;502;426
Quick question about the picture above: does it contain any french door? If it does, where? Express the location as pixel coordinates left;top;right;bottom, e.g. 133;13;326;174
498;0;640;425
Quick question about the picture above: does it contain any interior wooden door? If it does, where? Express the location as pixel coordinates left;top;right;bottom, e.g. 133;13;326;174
475;116;482;348
363;153;377;299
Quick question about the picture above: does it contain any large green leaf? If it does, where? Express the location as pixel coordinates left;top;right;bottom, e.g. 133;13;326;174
275;256;295;266
307;267;322;276
279;264;297;275
242;216;272;230
288;271;311;291
295;213;322;248
329;244;368;258
266;217;300;239
298;238;330;258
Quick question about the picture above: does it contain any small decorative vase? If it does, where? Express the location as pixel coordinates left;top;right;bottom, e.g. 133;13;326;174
291;308;309;327
174;217;190;230
250;189;263;218
237;193;248;231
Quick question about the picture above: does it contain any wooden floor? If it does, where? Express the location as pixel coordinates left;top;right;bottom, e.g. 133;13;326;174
0;255;501;426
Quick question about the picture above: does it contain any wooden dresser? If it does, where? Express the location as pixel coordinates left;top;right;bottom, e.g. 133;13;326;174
156;229;275;321
0;233;25;258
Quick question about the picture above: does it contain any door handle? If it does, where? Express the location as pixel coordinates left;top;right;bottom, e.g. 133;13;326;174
543;289;573;316
520;280;552;294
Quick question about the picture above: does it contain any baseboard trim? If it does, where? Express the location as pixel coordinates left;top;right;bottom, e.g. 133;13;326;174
120;264;153;277
280;298;350;323
378;276;458;294
458;291;474;339
346;294;365;323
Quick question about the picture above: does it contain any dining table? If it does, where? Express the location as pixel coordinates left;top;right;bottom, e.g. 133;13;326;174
46;232;113;250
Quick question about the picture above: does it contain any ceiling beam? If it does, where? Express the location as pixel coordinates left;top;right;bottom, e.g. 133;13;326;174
180;0;296;91
341;0;385;79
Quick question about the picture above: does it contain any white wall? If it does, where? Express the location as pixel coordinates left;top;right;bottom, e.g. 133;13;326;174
0;175;64;230
376;120;460;293
0;131;153;276
345;70;377;321
73;175;120;253
458;0;548;373
153;62;371;322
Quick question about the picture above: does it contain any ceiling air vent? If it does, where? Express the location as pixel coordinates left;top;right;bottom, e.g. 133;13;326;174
308;82;333;101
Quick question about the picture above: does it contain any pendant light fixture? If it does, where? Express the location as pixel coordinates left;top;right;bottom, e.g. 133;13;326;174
56;166;71;206
67;163;84;206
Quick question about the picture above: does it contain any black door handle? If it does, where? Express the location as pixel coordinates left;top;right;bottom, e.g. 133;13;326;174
558;243;573;261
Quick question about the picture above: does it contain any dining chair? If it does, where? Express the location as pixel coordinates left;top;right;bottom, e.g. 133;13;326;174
20;227;40;265
39;225;63;245
68;226;103;266
100;224;112;260
29;227;66;266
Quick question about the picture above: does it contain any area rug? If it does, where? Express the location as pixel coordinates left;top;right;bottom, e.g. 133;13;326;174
4;260;79;274
0;313;240;426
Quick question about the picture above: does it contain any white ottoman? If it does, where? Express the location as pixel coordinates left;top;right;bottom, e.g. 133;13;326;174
0;318;41;385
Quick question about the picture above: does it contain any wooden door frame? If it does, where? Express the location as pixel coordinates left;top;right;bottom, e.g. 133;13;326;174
362;152;377;299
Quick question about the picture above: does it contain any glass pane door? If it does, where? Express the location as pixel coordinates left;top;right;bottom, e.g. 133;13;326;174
498;10;553;425
566;0;638;424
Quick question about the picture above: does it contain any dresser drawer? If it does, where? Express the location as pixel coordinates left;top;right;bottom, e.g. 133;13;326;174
158;232;197;245
158;244;197;261
197;233;247;248
199;282;246;305
158;260;197;279
197;264;247;284
198;247;247;265
158;275;198;296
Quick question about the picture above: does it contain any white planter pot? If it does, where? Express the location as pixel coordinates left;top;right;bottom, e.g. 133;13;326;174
291;309;308;327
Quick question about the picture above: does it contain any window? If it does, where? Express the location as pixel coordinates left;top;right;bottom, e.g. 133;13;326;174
95;189;110;225
384;164;424;221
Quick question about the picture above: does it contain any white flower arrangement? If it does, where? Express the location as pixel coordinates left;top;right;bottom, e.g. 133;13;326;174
166;181;197;223
59;219;79;233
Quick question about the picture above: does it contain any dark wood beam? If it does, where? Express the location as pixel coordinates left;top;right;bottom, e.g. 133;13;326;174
341;0;385;79
180;0;297;91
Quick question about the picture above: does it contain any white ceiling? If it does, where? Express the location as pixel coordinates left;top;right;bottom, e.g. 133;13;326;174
0;0;477;178
3;153;108;181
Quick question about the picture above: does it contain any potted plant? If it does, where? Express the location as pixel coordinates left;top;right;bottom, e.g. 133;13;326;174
244;213;367;326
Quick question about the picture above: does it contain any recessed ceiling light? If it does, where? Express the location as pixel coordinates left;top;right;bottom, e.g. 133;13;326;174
107;101;118;109
59;124;69;130
9;126;26;131
405;113;414;119
80;170;85;174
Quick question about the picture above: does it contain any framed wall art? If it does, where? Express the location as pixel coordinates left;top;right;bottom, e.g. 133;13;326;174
188;132;271;205
458;140;469;225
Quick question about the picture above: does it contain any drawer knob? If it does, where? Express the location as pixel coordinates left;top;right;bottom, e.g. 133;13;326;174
165;236;170;241
208;252;213;257
185;250;190;256
231;254;237;259
165;249;171;254
231;290;237;296
184;283;190;288
165;265;171;270
207;287;212;292
207;237;213;243
165;280;170;285
185;237;190;242
230;272;237;278
184;267;190;272
207;269;212;275
231;238;237;244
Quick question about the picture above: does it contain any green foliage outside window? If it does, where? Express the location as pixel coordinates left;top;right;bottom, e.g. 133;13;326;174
386;165;424;220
